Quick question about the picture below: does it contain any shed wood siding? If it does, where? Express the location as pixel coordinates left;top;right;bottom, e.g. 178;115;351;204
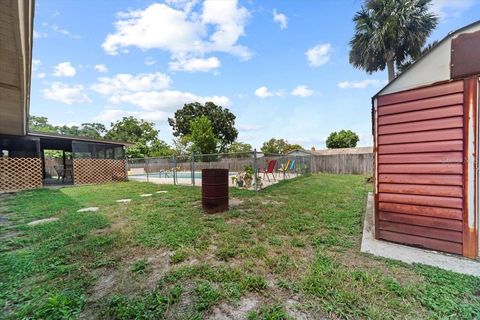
376;81;464;255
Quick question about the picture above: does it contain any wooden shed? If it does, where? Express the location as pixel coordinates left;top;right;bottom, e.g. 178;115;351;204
373;21;480;259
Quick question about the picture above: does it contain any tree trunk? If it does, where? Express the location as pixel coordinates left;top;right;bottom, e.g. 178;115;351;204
387;60;395;82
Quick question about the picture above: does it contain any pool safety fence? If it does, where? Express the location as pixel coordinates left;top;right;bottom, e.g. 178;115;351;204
127;150;312;191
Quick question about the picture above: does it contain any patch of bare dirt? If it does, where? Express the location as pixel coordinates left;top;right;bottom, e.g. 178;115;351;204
88;247;172;301
207;295;261;320
285;297;328;320
226;217;245;225
259;199;282;206
163;283;196;318
229;198;244;208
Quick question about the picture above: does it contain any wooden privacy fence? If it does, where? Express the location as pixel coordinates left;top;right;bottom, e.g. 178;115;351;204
310;153;373;175
128;152;373;176
44;157;65;177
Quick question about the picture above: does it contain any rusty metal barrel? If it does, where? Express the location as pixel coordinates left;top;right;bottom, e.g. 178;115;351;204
202;169;228;213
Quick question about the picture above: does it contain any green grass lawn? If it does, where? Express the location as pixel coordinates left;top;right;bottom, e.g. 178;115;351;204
1;174;479;319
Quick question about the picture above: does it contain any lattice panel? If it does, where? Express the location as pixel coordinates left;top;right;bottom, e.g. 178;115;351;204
0;158;42;192
73;159;127;185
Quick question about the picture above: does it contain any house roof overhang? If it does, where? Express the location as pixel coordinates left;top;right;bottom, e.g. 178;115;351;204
28;131;132;149
0;0;35;136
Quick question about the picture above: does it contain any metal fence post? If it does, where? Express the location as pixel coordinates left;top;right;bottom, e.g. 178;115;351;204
173;155;177;185
296;155;299;177
146;158;150;183
253;149;258;192
191;153;195;186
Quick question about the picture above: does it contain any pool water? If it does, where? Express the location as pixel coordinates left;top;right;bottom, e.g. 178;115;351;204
134;171;237;179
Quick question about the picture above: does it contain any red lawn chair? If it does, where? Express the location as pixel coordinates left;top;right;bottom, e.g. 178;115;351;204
259;160;277;182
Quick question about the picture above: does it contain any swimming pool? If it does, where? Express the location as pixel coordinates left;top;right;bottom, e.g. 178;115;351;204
131;171;237;179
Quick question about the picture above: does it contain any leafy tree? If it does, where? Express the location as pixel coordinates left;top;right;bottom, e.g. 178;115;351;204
326;130;360;149
228;141;253;154
106;116;172;157
172;136;192;156
349;0;438;81
261;138;304;154
29;116;106;138
149;140;174;157
188;116;218;155
29;116;56;133
289;143;304;151
79;123;107;138
168;102;238;152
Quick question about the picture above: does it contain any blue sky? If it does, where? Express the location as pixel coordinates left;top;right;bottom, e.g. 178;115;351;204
30;0;480;149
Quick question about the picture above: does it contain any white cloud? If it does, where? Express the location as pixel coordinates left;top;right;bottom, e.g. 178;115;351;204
201;0;250;58
32;60;46;78
92;71;229;122
108;90;230;111
53;62;76;77
273;9;288;30
95;109;141;122
97;90;230;122
430;0;477;20
33;30;47;38
169;56;220;72
337;79;385;89
52;24;69;35
254;86;282;98
91;72;171;95
165;0;199;14
291;85;314;97
94;64;108;73
42;82;91;104
102;1;250;71
306;43;331;67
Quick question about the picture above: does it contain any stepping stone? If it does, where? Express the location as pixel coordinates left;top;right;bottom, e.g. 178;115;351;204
155;191;168;194
116;199;131;203
28;217;59;226
77;207;99;212
140;194;153;197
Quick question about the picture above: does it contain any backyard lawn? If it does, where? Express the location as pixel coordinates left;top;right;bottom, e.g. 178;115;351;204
1;174;479;319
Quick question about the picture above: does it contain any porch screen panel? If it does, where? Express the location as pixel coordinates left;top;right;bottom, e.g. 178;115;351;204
72;141;127;185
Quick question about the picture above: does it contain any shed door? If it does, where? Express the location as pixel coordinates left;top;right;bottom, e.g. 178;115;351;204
376;81;465;255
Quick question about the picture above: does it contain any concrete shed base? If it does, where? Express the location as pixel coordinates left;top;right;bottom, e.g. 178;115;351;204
361;192;480;277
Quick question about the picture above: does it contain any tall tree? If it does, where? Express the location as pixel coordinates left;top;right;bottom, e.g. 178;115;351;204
168;102;238;152
106;116;172;157
261;138;304;154
228;141;253;154
79;123;107;138
188;116;218;155
326;130;359;149
349;0;438;81
29;116;106;138
29;116;56;133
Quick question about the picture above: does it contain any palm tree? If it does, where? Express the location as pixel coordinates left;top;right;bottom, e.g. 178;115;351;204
349;0;438;82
